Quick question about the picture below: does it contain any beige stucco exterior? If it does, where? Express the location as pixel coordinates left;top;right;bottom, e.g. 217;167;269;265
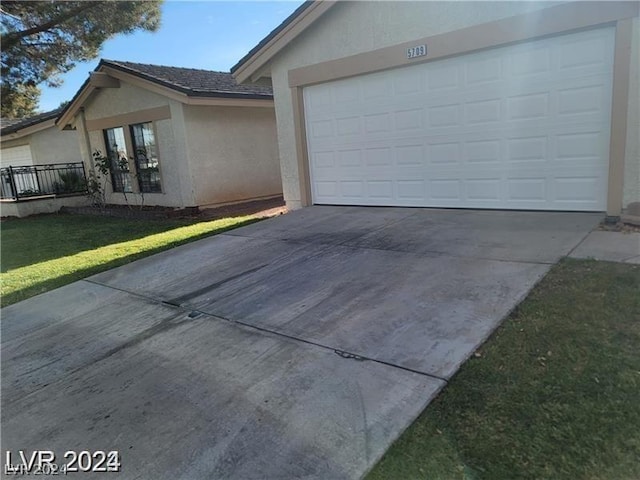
1;123;88;217
254;1;639;214
0;195;87;218
183;105;281;207
623;16;639;211
80;81;191;207
75;78;281;208
1;125;82;167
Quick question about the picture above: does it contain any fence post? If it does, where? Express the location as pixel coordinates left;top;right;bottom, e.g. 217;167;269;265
8;166;18;201
81;162;88;192
34;165;42;195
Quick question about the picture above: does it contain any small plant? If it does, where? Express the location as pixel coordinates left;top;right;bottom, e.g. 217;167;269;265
87;150;145;210
85;151;110;208
54;170;86;194
86;169;105;208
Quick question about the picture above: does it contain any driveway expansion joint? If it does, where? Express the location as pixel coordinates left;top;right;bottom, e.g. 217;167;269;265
198;308;451;383
334;349;365;361
82;279;179;308
4;307;197;409
82;278;450;383
565;222;604;258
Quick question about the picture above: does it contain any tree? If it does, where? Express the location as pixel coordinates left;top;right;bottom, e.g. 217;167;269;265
1;82;39;118
1;1;162;118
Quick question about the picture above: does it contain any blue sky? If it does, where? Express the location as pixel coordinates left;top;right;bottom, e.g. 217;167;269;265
38;1;304;112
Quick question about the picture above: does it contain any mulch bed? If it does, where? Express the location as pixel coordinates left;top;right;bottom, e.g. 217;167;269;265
598;219;640;233
60;196;287;221
198;196;287;221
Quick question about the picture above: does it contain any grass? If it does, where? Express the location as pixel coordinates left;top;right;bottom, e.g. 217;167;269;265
368;259;640;480
1;213;260;307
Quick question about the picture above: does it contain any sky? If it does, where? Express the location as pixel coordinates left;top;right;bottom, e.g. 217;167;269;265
38;1;305;112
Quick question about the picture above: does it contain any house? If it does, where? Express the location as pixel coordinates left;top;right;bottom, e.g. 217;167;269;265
1;108;87;217
1;108;82;168
57;59;282;209
232;1;639;219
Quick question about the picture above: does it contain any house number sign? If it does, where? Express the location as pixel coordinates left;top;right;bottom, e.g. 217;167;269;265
407;44;427;59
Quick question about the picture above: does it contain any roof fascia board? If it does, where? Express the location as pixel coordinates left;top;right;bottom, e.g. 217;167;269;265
2;118;56;140
233;1;336;84
56;81;95;130
184;97;274;107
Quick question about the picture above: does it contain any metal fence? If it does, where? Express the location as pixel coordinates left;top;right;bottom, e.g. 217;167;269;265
0;162;88;201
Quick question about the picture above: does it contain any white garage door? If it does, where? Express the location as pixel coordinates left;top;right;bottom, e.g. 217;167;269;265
1;145;33;168
304;27;615;211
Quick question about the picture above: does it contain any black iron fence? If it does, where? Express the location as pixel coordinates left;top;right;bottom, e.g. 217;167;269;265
0;162;88;201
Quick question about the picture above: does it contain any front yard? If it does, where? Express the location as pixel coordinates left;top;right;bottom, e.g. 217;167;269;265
368;259;640;480
0;213;259;307
2;213;638;479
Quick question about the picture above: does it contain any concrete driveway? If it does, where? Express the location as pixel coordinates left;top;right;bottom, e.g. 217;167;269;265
1;207;600;478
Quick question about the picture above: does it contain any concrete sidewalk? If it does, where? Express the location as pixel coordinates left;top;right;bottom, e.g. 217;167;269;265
570;231;640;264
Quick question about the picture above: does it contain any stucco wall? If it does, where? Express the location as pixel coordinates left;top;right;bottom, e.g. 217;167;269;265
83;81;195;207
1;127;81;166
30;127;83;165
0;195;88;218
85;81;175;121
623;16;639;211
182;104;282;207
267;1;639;212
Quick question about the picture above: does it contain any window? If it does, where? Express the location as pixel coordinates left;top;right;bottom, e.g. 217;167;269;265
130;122;161;193
102;122;163;195
103;127;132;193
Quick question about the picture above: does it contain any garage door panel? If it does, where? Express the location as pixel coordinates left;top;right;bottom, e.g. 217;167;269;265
1;145;33;168
315;68;612;105
507;178;548;202
558;30;614;71
305;27;614;210
553;176;606;204
306;76;612;129
313;124;609;160
308;110;611;152
395;68;426;95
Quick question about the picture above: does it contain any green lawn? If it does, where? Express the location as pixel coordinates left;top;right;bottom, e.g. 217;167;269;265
368;259;640;480
1;213;260;307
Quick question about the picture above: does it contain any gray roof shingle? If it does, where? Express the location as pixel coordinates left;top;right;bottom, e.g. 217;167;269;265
102;60;273;99
0;108;62;136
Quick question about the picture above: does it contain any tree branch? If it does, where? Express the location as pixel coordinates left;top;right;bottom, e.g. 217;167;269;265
0;7;23;22
1;3;98;49
21;41;60;47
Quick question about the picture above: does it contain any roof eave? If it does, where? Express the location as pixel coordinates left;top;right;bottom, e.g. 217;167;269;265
183;96;274;108
186;90;272;100
57;60;274;129
56;68;99;130
1;117;57;140
102;61;273;100
232;0;336;84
